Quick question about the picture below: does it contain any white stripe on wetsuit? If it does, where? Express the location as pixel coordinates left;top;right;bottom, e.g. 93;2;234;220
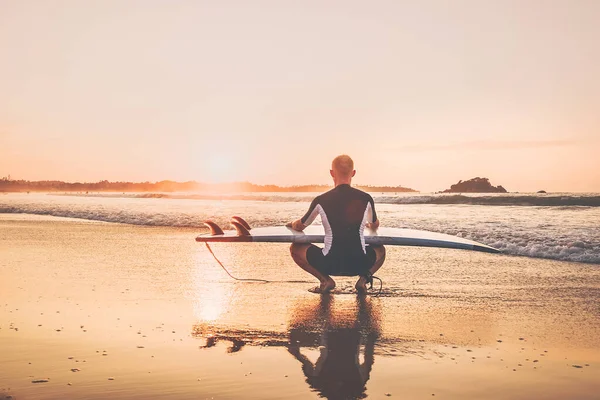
359;202;373;254
303;204;333;256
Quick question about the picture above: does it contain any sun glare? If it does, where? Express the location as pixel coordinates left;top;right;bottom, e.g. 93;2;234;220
192;250;228;322
204;153;237;183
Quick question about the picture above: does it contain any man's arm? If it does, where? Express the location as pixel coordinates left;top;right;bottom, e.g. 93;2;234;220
365;219;379;230
287;197;320;232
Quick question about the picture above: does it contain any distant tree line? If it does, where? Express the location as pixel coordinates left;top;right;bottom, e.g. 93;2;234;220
0;179;417;193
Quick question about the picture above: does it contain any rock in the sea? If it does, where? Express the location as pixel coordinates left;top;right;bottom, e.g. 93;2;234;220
442;177;508;193
537;190;547;193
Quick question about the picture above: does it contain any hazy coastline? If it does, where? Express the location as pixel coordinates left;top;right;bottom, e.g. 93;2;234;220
0;179;417;193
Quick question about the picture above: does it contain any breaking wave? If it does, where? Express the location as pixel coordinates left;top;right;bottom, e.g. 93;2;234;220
2;193;599;264
51;192;600;207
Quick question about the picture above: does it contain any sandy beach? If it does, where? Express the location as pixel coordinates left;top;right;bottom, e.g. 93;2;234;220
1;213;598;399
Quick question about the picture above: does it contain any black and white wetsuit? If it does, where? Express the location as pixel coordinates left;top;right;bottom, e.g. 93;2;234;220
301;184;378;276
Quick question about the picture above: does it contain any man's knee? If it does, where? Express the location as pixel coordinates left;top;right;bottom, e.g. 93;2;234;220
290;243;310;258
290;243;311;267
372;245;386;261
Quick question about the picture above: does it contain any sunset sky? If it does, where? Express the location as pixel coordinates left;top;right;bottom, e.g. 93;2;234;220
1;0;599;192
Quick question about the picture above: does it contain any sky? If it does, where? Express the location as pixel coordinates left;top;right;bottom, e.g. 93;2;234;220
1;0;599;192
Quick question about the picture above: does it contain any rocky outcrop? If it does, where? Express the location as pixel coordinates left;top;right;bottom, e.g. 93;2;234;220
442;177;507;193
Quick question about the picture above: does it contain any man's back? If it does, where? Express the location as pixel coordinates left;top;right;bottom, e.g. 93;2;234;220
301;184;377;263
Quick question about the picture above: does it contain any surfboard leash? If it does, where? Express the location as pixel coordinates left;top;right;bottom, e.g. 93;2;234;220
204;243;313;284
204;242;270;283
373;276;384;297
364;272;383;297
205;242;384;295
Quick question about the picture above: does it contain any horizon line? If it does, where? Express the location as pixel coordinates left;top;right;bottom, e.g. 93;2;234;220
0;177;416;188
1;177;598;194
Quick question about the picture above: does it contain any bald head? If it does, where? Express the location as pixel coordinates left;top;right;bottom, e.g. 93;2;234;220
332;155;354;176
330;155;356;185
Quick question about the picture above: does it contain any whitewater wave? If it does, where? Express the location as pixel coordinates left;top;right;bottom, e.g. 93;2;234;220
52;192;600;207
2;201;599;265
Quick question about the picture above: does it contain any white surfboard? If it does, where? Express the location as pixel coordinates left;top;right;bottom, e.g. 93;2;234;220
196;217;500;254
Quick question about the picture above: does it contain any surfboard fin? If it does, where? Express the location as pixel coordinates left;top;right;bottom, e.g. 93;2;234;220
230;220;251;236
231;216;251;231
204;220;224;236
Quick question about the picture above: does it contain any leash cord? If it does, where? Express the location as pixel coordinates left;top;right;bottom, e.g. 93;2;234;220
365;273;383;297
205;242;384;295
205;242;270;283
371;275;383;297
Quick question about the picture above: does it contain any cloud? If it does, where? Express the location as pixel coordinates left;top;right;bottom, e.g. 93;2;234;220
394;139;577;152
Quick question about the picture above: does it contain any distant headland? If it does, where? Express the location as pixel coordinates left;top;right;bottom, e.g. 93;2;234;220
0;178;417;193
441;177;507;193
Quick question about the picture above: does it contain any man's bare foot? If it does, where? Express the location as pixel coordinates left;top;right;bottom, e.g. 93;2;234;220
308;278;336;294
355;276;368;294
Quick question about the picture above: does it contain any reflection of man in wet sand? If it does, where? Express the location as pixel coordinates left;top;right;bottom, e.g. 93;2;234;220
198;335;245;353
287;295;380;399
287;155;386;294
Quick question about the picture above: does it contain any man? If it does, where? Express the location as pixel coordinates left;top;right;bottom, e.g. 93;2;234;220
287;155;386;294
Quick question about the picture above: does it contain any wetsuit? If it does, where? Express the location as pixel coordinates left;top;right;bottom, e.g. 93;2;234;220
301;184;378;276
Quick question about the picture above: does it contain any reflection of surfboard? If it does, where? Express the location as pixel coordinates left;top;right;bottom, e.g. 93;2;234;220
196;217;500;254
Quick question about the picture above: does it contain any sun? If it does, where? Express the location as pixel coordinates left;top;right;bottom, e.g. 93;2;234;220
204;153;237;183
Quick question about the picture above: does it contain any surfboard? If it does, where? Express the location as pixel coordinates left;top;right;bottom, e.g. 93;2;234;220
196;217;500;254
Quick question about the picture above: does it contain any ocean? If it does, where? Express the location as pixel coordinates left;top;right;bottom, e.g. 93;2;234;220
1;191;599;264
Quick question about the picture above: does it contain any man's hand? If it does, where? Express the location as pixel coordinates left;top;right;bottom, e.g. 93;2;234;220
365;219;380;230
286;219;306;231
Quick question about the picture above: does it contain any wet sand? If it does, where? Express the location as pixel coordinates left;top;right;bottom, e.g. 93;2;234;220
1;214;599;399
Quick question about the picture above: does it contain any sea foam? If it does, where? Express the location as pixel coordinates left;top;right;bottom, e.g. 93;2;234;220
2;193;599;264
51;192;600;207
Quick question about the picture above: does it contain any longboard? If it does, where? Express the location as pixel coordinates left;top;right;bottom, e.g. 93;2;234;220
196;217;500;254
